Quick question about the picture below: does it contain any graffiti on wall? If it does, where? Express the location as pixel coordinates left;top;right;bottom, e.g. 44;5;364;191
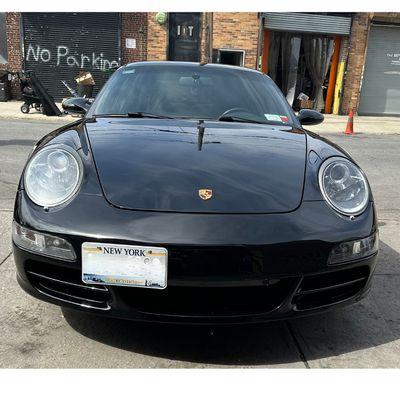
26;44;119;71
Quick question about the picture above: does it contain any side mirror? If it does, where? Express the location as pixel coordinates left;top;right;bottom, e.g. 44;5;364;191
62;97;90;115
298;109;324;126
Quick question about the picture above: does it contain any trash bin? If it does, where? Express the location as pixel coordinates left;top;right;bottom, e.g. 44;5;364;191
0;70;11;101
75;72;95;98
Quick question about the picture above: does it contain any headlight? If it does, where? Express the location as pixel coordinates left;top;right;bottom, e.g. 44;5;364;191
318;157;369;216
24;144;83;207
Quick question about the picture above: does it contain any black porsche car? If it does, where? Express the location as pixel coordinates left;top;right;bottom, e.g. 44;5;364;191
13;62;378;324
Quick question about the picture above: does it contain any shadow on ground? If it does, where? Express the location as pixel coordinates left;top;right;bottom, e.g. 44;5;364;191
62;240;400;366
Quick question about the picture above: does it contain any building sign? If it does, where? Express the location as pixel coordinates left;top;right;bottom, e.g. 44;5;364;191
125;38;137;49
177;24;194;37
387;53;400;66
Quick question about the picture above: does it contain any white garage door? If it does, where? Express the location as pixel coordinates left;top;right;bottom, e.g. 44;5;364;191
359;24;400;116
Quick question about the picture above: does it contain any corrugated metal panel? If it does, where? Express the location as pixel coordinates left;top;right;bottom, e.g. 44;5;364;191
22;13;120;101
263;13;351;35
0;13;8;63
359;25;400;116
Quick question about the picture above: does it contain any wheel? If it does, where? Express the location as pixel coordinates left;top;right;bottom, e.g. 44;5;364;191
20;104;29;114
39;105;45;115
34;103;41;112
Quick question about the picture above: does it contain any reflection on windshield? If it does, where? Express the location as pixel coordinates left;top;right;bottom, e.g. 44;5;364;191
90;64;296;126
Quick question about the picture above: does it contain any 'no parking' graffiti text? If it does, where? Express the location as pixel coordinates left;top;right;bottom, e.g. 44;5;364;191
26;44;119;71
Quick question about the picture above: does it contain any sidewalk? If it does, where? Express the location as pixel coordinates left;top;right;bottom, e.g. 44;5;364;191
0;101;399;134
0;100;75;123
312;114;400;135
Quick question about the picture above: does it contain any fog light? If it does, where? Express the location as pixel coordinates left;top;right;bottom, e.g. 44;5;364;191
12;221;76;261
328;232;379;265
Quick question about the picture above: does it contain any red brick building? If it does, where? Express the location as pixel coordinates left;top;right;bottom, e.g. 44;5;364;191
0;12;148;100
0;12;23;98
1;12;400;115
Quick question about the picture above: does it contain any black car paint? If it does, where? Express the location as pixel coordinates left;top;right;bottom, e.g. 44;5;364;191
298;109;325;126
86;119;306;213
13;63;378;324
13;116;378;323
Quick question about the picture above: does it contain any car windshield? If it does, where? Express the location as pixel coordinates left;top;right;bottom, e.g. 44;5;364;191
89;63;296;126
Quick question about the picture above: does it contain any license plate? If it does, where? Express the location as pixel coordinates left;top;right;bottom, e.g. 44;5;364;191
82;242;168;289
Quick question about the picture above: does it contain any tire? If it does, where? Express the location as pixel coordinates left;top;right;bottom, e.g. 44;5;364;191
34;103;41;112
20;104;29;114
40;105;45;115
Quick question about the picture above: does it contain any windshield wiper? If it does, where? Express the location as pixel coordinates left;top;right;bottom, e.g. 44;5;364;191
127;112;175;119
218;115;290;126
218;115;266;124
93;112;175;119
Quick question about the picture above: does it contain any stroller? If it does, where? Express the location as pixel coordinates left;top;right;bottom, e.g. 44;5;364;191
19;72;43;114
18;71;61;116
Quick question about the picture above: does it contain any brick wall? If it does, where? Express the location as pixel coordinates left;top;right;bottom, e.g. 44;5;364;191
146;12;260;67
0;12;22;98
121;13;148;64
212;12;260;69
341;13;373;114
147;12;168;61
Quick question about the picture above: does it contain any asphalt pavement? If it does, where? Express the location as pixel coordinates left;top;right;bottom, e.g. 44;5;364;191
0;119;399;368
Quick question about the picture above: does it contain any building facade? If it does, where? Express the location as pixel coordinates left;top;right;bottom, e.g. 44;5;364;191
1;12;399;115
343;12;400;116
0;12;148;101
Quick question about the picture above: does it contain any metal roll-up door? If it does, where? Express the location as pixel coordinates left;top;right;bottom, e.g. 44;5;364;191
22;12;121;101
263;13;351;35
359;24;400;116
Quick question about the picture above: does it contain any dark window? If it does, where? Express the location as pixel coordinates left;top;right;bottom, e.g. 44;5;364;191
90;64;296;126
216;49;245;67
0;13;8;64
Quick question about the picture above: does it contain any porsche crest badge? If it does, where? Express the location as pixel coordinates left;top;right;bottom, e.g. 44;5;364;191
198;189;213;201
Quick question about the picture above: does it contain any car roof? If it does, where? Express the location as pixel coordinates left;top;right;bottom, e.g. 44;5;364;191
124;61;265;75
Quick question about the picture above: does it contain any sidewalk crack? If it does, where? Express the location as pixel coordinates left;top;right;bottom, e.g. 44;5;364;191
285;321;310;369
0;252;12;268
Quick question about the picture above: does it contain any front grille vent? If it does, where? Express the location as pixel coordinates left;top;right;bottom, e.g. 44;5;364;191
117;278;297;317
293;266;370;311
26;262;111;310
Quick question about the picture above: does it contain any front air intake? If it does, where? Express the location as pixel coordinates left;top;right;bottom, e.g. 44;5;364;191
293;265;370;311
25;261;111;310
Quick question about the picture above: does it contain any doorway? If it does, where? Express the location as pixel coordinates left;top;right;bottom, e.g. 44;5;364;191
168;13;201;62
264;31;338;112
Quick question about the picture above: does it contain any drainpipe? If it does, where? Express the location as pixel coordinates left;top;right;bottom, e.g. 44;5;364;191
209;12;213;63
355;12;373;114
256;13;264;70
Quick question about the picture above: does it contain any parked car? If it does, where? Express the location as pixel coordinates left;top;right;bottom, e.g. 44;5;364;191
13;62;378;323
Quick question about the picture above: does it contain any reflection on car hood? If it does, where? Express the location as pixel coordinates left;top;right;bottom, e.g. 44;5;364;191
85;118;306;214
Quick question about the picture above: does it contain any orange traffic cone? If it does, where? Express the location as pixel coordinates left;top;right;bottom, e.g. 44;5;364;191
344;109;354;134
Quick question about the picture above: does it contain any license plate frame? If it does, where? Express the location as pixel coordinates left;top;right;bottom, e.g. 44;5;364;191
81;242;168;289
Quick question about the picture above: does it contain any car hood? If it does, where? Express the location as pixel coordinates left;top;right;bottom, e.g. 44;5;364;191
85;118;306;214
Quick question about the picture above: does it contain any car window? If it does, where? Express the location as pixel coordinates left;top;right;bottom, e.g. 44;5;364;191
90;64;296;125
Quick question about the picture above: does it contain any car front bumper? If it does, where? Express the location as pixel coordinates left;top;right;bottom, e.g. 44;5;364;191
13;190;378;324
